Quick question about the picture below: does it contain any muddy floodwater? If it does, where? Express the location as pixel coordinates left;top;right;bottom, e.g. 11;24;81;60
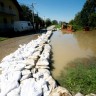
51;30;96;79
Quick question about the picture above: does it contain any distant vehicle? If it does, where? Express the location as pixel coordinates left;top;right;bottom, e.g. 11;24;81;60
13;21;33;32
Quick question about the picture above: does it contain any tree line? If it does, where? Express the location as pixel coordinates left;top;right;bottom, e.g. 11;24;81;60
69;0;96;30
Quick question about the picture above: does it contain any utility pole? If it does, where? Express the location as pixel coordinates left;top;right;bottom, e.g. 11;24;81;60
32;3;35;29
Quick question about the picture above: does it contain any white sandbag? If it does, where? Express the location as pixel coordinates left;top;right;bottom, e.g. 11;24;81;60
32;51;41;57
20;73;31;81
33;72;43;80
21;52;30;59
38;69;50;74
7;87;20;96
14;63;26;71
46;76;57;92
8;71;21;81
0;62;11;71
0;80;19;96
36;65;50;69
22;70;31;75
44;44;51;52
33;69;50;81
25;64;34;69
31;68;38;74
19;44;26;48
36;59;49;66
38;69;50;80
2;53;14;62
35;46;43;52
20;78;43;96
40;52;50;60
24;59;35;66
28;55;38;61
49;86;72;96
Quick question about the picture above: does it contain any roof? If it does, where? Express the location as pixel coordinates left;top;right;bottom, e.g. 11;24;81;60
12;0;22;11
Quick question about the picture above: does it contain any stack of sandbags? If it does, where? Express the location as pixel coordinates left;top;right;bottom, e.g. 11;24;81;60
0;30;58;96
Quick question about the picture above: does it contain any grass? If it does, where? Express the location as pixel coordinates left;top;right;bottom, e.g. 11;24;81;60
55;24;61;29
0;37;8;41
57;57;96;95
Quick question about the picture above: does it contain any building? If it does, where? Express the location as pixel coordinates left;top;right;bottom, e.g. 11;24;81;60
0;0;23;32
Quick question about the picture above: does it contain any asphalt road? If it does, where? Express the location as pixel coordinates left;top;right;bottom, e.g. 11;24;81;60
0;34;39;61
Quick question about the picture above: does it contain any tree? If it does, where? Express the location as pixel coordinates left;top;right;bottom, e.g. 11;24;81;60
21;5;33;22
88;13;96;27
21;4;45;29
70;0;96;28
45;18;52;27
52;20;58;25
69;19;75;25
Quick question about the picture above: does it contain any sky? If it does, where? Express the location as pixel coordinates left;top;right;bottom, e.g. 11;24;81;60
17;0;86;22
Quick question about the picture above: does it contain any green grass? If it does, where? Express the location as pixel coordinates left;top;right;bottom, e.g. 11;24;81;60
55;24;61;29
57;57;96;95
0;37;8;41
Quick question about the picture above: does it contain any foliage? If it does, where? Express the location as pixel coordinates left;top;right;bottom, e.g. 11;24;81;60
69;20;74;25
69;0;96;29
52;20;58;25
0;37;7;41
55;24;61;29
57;57;96;95
21;5;33;21
45;18;52;27
72;25;82;31
21;4;45;29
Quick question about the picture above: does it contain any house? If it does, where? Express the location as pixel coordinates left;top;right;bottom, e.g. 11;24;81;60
0;0;23;33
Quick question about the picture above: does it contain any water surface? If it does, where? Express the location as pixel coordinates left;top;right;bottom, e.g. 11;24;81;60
51;30;96;78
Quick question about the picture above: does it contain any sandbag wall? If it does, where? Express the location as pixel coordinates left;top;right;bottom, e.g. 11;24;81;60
0;31;57;96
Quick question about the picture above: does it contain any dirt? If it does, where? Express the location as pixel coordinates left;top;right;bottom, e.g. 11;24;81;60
0;34;39;61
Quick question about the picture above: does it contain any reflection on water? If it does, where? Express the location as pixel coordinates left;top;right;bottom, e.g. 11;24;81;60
51;30;96;78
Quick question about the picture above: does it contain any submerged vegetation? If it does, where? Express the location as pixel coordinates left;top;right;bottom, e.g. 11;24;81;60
57;57;96;95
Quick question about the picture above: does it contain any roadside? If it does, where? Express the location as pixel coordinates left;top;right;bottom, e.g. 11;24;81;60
0;34;39;61
0;25;54;61
0;37;8;42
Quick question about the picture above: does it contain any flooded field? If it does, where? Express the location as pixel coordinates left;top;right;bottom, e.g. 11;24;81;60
51;30;96;79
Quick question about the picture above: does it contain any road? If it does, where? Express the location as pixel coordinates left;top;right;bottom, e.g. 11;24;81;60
0;34;39;61
0;26;55;61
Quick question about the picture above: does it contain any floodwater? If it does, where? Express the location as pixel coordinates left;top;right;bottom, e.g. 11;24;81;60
51;30;96;78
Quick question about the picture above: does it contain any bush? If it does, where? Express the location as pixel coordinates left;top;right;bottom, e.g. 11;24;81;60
72;25;82;31
57;58;96;95
55;24;61;29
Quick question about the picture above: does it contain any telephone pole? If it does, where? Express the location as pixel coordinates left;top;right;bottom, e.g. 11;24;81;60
31;3;35;29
